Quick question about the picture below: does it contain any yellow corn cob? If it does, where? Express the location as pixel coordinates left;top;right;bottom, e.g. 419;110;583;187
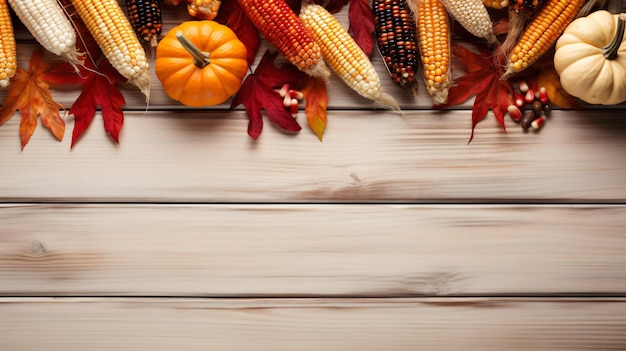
237;0;329;79
439;0;497;44
501;0;585;78
7;0;82;64
187;0;221;20
70;0;151;100
408;0;452;105
0;0;16;88
299;2;400;110
482;0;509;9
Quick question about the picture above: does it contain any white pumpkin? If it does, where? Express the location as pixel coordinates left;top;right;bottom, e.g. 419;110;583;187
554;11;626;105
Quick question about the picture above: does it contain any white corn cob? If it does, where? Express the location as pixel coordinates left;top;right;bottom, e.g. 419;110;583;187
70;0;151;100
7;0;83;64
299;1;400;110
439;0;497;44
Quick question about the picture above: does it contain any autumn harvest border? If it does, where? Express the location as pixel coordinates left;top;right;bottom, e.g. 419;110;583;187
0;0;623;149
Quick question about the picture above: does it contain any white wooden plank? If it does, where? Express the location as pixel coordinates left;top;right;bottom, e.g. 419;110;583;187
1;297;625;350
1;204;625;296
0;109;624;202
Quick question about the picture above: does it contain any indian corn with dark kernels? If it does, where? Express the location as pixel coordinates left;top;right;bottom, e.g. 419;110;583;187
126;0;163;46
373;0;419;93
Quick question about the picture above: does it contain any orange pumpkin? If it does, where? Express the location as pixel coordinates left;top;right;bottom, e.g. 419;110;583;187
155;21;248;107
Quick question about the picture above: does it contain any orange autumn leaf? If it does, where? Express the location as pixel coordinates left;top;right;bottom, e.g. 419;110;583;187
302;76;328;141
535;65;580;109
0;50;65;149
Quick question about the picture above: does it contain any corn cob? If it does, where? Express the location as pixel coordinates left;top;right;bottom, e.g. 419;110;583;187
482;0;509;9
237;0;329;79
300;2;400;110
187;0;221;20
70;0;151;100
126;0;163;47
372;0;419;94
408;0;452;105
502;0;585;78
512;0;541;14
438;0;497;44
7;0;83;64
0;0;16;88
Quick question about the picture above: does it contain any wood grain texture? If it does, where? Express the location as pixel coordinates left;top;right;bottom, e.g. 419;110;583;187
0;110;624;202
1;297;626;350
1;204;625;296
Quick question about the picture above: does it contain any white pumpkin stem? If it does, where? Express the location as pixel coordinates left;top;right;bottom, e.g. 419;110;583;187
175;31;210;68
602;13;626;60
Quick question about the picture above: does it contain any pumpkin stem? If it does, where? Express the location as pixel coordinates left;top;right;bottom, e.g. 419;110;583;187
603;13;626;60
176;31;210;68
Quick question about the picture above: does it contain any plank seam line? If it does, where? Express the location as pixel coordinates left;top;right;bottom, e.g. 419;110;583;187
1;201;626;206
2;294;626;299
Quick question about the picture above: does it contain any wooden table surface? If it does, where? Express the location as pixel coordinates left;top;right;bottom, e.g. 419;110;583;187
1;3;626;350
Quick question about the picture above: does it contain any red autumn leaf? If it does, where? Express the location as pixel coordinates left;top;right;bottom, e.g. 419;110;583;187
43;1;126;148
46;61;126;148
436;43;514;142
215;0;261;66
348;0;375;56
302;76;328;141
231;50;307;139
252;51;307;90
0;50;65;149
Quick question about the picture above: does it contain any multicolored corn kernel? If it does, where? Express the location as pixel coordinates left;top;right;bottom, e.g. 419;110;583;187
126;0;163;46
187;0;221;20
512;0;541;14
372;0;419;93
237;0;329;79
